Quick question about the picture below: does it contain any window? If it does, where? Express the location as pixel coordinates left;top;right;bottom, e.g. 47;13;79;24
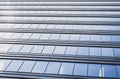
90;48;101;56
42;46;55;54
31;45;44;54
77;47;89;56
19;61;35;72
59;34;70;40
8;45;23;53
88;64;102;77
30;34;41;39
45;62;61;74
73;63;87;76
101;36;111;41
102;48;114;57
6;60;23;71
65;47;77;55
0;60;11;71
114;48;120;57
59;63;74;75
117;66;120;78
19;45;33;53
102;65;117;77
53;46;66;55
32;61;48;73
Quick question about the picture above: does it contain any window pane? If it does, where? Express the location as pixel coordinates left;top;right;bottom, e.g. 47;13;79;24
73;63;87;76
90;48;101;56
112;36;120;42
31;45;44;54
8;45;23;53
46;62;61;74
42;46;55;54
0;60;11;71
91;35;101;41
80;35;90;41
20;33;32;39
65;47;77;55
19;61;35;72
77;47;89;55
101;36;111;41
59;63;74;75
19;45;33;53
116;66;120;78
88;64;102;77
70;35;80;41
6;60;23;71
102;48;114;56
40;34;50;40
30;34;41;39
50;34;60;40
32;61;48;73
59;34;70;40
102;65;117;77
114;48;120;57
53;46;66;55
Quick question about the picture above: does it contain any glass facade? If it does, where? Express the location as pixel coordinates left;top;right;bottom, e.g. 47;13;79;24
0;0;119;79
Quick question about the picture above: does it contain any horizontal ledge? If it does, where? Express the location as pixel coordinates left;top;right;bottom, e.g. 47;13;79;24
1;3;120;6
0;28;120;35
0;39;120;48
0;8;120;11
0;20;120;26
0;72;118;79
0;53;120;65
1;13;120;18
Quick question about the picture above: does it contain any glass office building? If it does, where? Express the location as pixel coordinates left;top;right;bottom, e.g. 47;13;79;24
0;0;120;79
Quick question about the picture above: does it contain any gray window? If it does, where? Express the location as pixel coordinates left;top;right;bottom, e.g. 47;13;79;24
45;62;61;74
65;47;77;55
59;34;70;40
0;60;11;71
90;48;101;56
19;45;33;53
8;45;23;53
30;34;41;39
102;48;114;57
6;60;23;71
91;35;101;41
80;35;90;41
20;33;32;39
42;46;55;54
73;63;87;76
40;34;50;40
31;45;44;54
101;36;111;41
88;64;102;77
70;35;80;41
53;46;66;55
50;34;60;40
32;61;48;73
19;61;35;72
77;47;89;55
59;63;74;75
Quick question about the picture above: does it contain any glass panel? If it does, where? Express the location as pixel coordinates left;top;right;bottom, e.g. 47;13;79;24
77;47;89;55
70;35;80;41
88;64;102;77
32;61;48;73
102;65;117;77
90;48;101;56
0;44;12;53
80;35;90;41
0;60;11;71
65;47;77;55
40;34;50;40
19;61;35;72
59;63;74;75
91;35;101;41
19;45;33;53
42;46;55;54
102;48;114;56
8;45;23;53
6;60;23;71
45;62;61;74
116;66;120;78
31;45;44;54
20;33;32;39
73;63;87;76
101;36;111;41
112;36;120;42
59;34;70;40
30;34;41;39
11;33;23;39
50;34;60;40
114;48;120;57
53;46;66;55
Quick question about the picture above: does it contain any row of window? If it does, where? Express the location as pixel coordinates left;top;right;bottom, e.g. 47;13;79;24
0;24;120;30
0;44;120;57
0;11;120;15
2;6;120;8
0;59;120;78
1;16;120;21
0;33;120;42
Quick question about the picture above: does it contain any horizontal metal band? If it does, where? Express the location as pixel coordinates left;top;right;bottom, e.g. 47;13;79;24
0;72;118;79
0;20;120;26
0;39;120;48
0;3;120;6
0;28;120;35
1;13;120;18
0;53;120;65
0;8;120;11
0;0;120;2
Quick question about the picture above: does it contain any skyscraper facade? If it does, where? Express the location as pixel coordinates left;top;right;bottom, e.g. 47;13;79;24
0;0;120;79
